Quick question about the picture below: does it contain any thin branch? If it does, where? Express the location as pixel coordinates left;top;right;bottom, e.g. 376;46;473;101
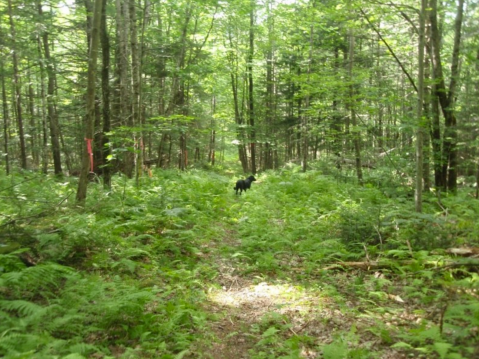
360;8;418;93
386;1;418;33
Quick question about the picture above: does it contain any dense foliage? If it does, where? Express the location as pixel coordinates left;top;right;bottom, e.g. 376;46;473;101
1;0;478;195
1;165;478;358
1;0;479;356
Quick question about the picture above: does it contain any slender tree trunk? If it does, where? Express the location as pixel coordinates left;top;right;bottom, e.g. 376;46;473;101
7;0;27;170
27;69;38;168
76;0;103;203
228;36;248;172
248;0;256;175
264;0;275;170
209;95;216;165
36;37;49;174
130;0;142;183
349;29;363;185
1;60;10;175
476;48;479;199
415;0;426;213
331;47;342;165
423;53;431;192
100;0;111;188
302;23;314;173
136;0;150;177
38;0;63;175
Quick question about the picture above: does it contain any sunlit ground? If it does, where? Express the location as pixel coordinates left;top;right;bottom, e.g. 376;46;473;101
208;281;323;312
205;276;426;358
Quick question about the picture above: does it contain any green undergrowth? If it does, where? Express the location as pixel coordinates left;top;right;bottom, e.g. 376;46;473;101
1;166;478;358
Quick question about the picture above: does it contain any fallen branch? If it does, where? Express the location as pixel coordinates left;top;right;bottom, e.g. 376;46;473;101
323;259;479;271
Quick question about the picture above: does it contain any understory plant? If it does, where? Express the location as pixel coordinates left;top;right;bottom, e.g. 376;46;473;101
1;166;478;358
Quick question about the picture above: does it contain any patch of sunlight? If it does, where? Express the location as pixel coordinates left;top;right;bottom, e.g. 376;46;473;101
208;281;327;316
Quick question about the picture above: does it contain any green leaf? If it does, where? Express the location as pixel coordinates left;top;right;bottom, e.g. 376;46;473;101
323;341;348;359
433;342;452;359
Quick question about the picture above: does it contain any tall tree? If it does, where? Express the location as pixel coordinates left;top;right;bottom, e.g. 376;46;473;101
37;0;63;175
348;28;363;185
415;0;426;213
248;0;256;175
429;0;465;193
1;59;10;175
76;0;103;203
100;0;112;188
7;0;27;169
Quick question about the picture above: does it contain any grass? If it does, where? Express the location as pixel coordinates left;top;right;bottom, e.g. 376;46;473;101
1;165;479;358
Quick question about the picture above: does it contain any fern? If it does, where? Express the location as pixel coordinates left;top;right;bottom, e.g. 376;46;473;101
67;343;101;356
0;249;28;273
0;332;49;357
2;263;77;296
0;300;42;317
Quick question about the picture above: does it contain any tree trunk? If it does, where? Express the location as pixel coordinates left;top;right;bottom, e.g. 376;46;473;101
228;49;248;172
76;0;103;203
429;0;464;193
7;0;27;170
331;47;342;163
27;69;39;168
264;0;275;170
38;0;63;175
1;60;10;175
302;23;314;173
415;0;426;213
209;95;216;165
100;0;111;188
130;0;142;184
348;29;363;185
115;0;134;177
36;37;49;174
248;0;256;175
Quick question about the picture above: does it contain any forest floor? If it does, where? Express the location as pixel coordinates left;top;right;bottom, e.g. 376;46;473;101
192;229;410;359
2;169;478;359
184;194;413;359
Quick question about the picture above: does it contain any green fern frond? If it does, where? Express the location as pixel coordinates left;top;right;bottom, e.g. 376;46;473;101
48;313;85;334
67;342;100;356
0;249;28;273
111;258;137;274
0;300;42;317
2;263;77;291
62;353;87;359
122;247;152;259
0;332;48;356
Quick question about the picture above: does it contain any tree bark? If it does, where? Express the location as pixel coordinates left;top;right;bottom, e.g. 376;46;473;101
36;37;49;174
38;1;63;175
100;0;111;188
76;0;103;203
248;0;256;175
115;0;134;177
302;23;313;173
415;0;426;213
1;59;10;175
130;0;142;183
429;0;464;193
348;29;363;185
227;31;248;172
7;0;27;170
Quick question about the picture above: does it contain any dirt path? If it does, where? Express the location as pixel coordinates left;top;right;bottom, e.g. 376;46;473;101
191;231;329;358
187;200;407;358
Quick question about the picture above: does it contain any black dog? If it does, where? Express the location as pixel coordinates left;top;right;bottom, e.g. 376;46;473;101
234;175;256;195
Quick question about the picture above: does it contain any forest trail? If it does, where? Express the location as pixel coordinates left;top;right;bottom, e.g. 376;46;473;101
188;197;330;358
187;190;408;359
